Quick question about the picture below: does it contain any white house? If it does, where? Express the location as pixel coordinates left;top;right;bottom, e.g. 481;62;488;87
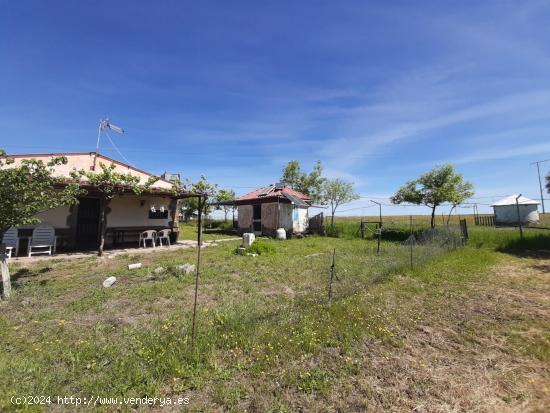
491;195;540;226
235;183;311;236
3;152;194;251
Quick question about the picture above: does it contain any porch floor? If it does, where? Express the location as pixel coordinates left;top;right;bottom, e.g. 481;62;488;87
8;238;239;262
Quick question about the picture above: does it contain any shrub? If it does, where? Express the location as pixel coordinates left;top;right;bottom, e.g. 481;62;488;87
207;220;224;229
244;241;276;256
206;220;234;231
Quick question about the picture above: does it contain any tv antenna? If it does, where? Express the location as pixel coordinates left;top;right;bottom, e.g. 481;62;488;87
92;118;125;170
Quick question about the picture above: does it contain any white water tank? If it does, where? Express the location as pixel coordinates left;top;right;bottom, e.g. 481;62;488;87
275;228;286;240
243;233;255;247
491;195;540;226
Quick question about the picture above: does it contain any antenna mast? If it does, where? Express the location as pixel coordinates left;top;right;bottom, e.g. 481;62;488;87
92;118;124;171
530;158;550;215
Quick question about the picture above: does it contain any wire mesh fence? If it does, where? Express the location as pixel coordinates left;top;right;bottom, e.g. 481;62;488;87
324;222;467;303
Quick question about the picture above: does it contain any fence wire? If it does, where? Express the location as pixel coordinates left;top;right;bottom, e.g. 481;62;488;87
326;223;466;303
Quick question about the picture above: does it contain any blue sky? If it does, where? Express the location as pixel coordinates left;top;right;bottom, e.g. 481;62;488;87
2;1;550;216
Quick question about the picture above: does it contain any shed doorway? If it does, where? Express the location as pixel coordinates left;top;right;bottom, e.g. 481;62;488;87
252;204;262;235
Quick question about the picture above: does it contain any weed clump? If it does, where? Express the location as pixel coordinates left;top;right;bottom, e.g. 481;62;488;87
244;241;276;256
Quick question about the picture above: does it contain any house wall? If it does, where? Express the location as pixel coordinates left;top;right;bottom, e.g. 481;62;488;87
293;206;309;233
494;204;539;225
7;153;173;189
16;194;176;250
279;203;293;231
277;204;308;233
108;195;172;227
261;203;279;230
30;195;173;229
238;205;253;230
237;202;309;235
34;206;72;228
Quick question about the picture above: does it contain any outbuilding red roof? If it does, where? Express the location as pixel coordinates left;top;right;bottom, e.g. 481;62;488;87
236;184;311;205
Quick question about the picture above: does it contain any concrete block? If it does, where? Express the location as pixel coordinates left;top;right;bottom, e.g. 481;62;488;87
102;276;117;288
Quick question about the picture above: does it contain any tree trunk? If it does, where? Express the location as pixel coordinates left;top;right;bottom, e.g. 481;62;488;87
224;209;228;223
430;206;436;228
0;244;11;299
446;205;456;226
330;203;337;227
97;197;110;257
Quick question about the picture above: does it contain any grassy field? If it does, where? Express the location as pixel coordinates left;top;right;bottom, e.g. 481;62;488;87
326;213;550;241
178;222;240;241
0;222;548;411
333;212;550;226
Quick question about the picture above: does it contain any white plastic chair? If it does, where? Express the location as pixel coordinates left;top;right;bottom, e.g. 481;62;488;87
2;226;20;259
156;229;171;246
139;230;157;248
27;225;57;257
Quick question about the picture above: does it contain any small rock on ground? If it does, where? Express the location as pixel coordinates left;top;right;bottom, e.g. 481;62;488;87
176;263;195;274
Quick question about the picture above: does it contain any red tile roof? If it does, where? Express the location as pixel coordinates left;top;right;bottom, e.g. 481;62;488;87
237;184;311;203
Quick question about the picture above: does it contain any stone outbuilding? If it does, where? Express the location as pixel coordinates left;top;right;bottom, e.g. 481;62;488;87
235;183;311;236
491;194;540;226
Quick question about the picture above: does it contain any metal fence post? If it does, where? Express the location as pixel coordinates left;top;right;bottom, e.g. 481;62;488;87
376;223;381;254
515;194;524;241
328;248;336;303
409;216;413;270
191;195;205;347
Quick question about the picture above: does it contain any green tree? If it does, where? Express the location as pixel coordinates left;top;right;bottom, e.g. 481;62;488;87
180;176;218;221
281;160;325;202
78;163;159;256
321;178;360;226
391;164;474;228
281;160;303;188
0;149;84;298
216;189;236;222
0;151;84;237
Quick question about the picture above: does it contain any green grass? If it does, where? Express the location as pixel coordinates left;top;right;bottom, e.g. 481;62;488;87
469;225;550;250
0;223;548;411
243;240;276;256
178;222;239;241
328;215;550;251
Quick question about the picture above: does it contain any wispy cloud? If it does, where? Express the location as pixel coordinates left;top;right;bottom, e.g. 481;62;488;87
3;1;550;204
451;142;550;165
319;90;550;166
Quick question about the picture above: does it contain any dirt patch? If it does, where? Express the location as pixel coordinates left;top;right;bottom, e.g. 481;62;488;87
323;257;550;412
